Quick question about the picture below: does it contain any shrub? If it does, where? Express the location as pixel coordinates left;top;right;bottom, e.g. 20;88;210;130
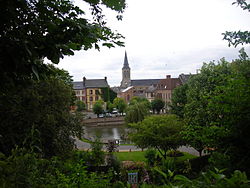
144;149;157;166
167;150;184;157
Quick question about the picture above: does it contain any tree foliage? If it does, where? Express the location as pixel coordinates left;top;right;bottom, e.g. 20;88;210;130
93;100;104;117
0;147;110;187
125;97;150;124
0;68;83;157
177;54;250;172
113;97;127;114
129;96;151;110
76;100;86;111
125;101;149;124
181;59;233;156
151;98;165;114
170;84;188;118
223;0;250;47
129;115;184;159
0;0;126;84
0;0;126;157
101;87;117;103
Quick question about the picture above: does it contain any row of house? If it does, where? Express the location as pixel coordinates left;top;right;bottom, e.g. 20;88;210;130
72;52;193;111
118;74;190;110
117;52;192;110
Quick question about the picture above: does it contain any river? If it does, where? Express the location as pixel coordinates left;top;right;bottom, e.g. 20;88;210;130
83;124;131;143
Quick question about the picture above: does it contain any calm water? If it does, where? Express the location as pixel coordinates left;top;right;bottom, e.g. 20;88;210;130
83;124;130;143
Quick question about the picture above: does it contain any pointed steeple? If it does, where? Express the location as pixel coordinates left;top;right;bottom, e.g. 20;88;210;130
123;51;130;69
120;51;131;88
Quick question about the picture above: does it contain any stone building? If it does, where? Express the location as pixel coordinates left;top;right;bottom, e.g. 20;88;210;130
118;51;162;103
73;77;109;111
155;75;182;111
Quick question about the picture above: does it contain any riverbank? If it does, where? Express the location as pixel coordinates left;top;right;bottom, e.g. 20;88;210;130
82;116;125;126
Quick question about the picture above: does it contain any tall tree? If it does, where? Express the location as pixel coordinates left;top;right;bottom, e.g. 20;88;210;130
0;0;126;156
125;101;149;124
129;96;151;110
151;98;165;114
206;57;250;173
113;97;127;115
0;68;83;157
182;60;232;156
93;100;104;117
129;115;184;159
0;0;126;85
170;84;188;118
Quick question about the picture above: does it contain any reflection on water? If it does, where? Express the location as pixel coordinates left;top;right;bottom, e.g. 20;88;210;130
83;124;128;142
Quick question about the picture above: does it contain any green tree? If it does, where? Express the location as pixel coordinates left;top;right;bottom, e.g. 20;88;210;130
101;87;117;103
223;0;250;47
113;97;127;115
125;100;149;124
107;101;115;113
0;0;126;84
129;96;151;109
0;74;83;157
206;57;250;173
0;0;126;156
129;115;184;159
93;100;104;117
182;60;233;156
151;98;165;114
76;100;86;111
170;84;188;118
89;136;105;166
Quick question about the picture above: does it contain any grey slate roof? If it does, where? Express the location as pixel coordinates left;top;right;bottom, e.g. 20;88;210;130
85;79;109;88
72;81;84;90
131;79;161;86
122;51;130;69
72;79;109;89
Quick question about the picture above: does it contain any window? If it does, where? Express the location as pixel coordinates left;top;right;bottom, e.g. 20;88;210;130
90;97;93;101
90;90;93;95
95;90;99;95
95;96;99;101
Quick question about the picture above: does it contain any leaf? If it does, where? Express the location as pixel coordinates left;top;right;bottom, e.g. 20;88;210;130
174;174;192;183
32;65;39;80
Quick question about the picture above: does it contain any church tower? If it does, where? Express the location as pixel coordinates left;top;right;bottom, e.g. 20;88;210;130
120;51;131;88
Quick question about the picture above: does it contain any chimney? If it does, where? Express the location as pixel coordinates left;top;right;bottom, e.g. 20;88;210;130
104;76;107;81
166;75;171;79
83;77;86;86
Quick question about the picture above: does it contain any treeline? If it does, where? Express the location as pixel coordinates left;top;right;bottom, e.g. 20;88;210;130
170;52;250;174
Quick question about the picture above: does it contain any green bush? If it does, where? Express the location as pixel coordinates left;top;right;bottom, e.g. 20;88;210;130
167;150;184;157
144;149;157;166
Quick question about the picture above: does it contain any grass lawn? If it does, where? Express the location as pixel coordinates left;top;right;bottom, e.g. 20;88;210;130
114;151;197;162
114;151;147;162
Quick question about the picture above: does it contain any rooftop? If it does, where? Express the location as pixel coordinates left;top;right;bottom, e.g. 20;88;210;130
131;79;161;86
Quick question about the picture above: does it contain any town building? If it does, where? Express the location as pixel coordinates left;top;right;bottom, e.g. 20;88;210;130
120;51;131;89
118;51;163;103
155;75;182;111
72;77;109;111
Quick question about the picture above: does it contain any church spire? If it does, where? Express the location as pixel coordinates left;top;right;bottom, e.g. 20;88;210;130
120;51;131;88
123;51;130;69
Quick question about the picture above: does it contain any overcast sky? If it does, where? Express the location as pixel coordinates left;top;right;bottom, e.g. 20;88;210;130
56;0;250;86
